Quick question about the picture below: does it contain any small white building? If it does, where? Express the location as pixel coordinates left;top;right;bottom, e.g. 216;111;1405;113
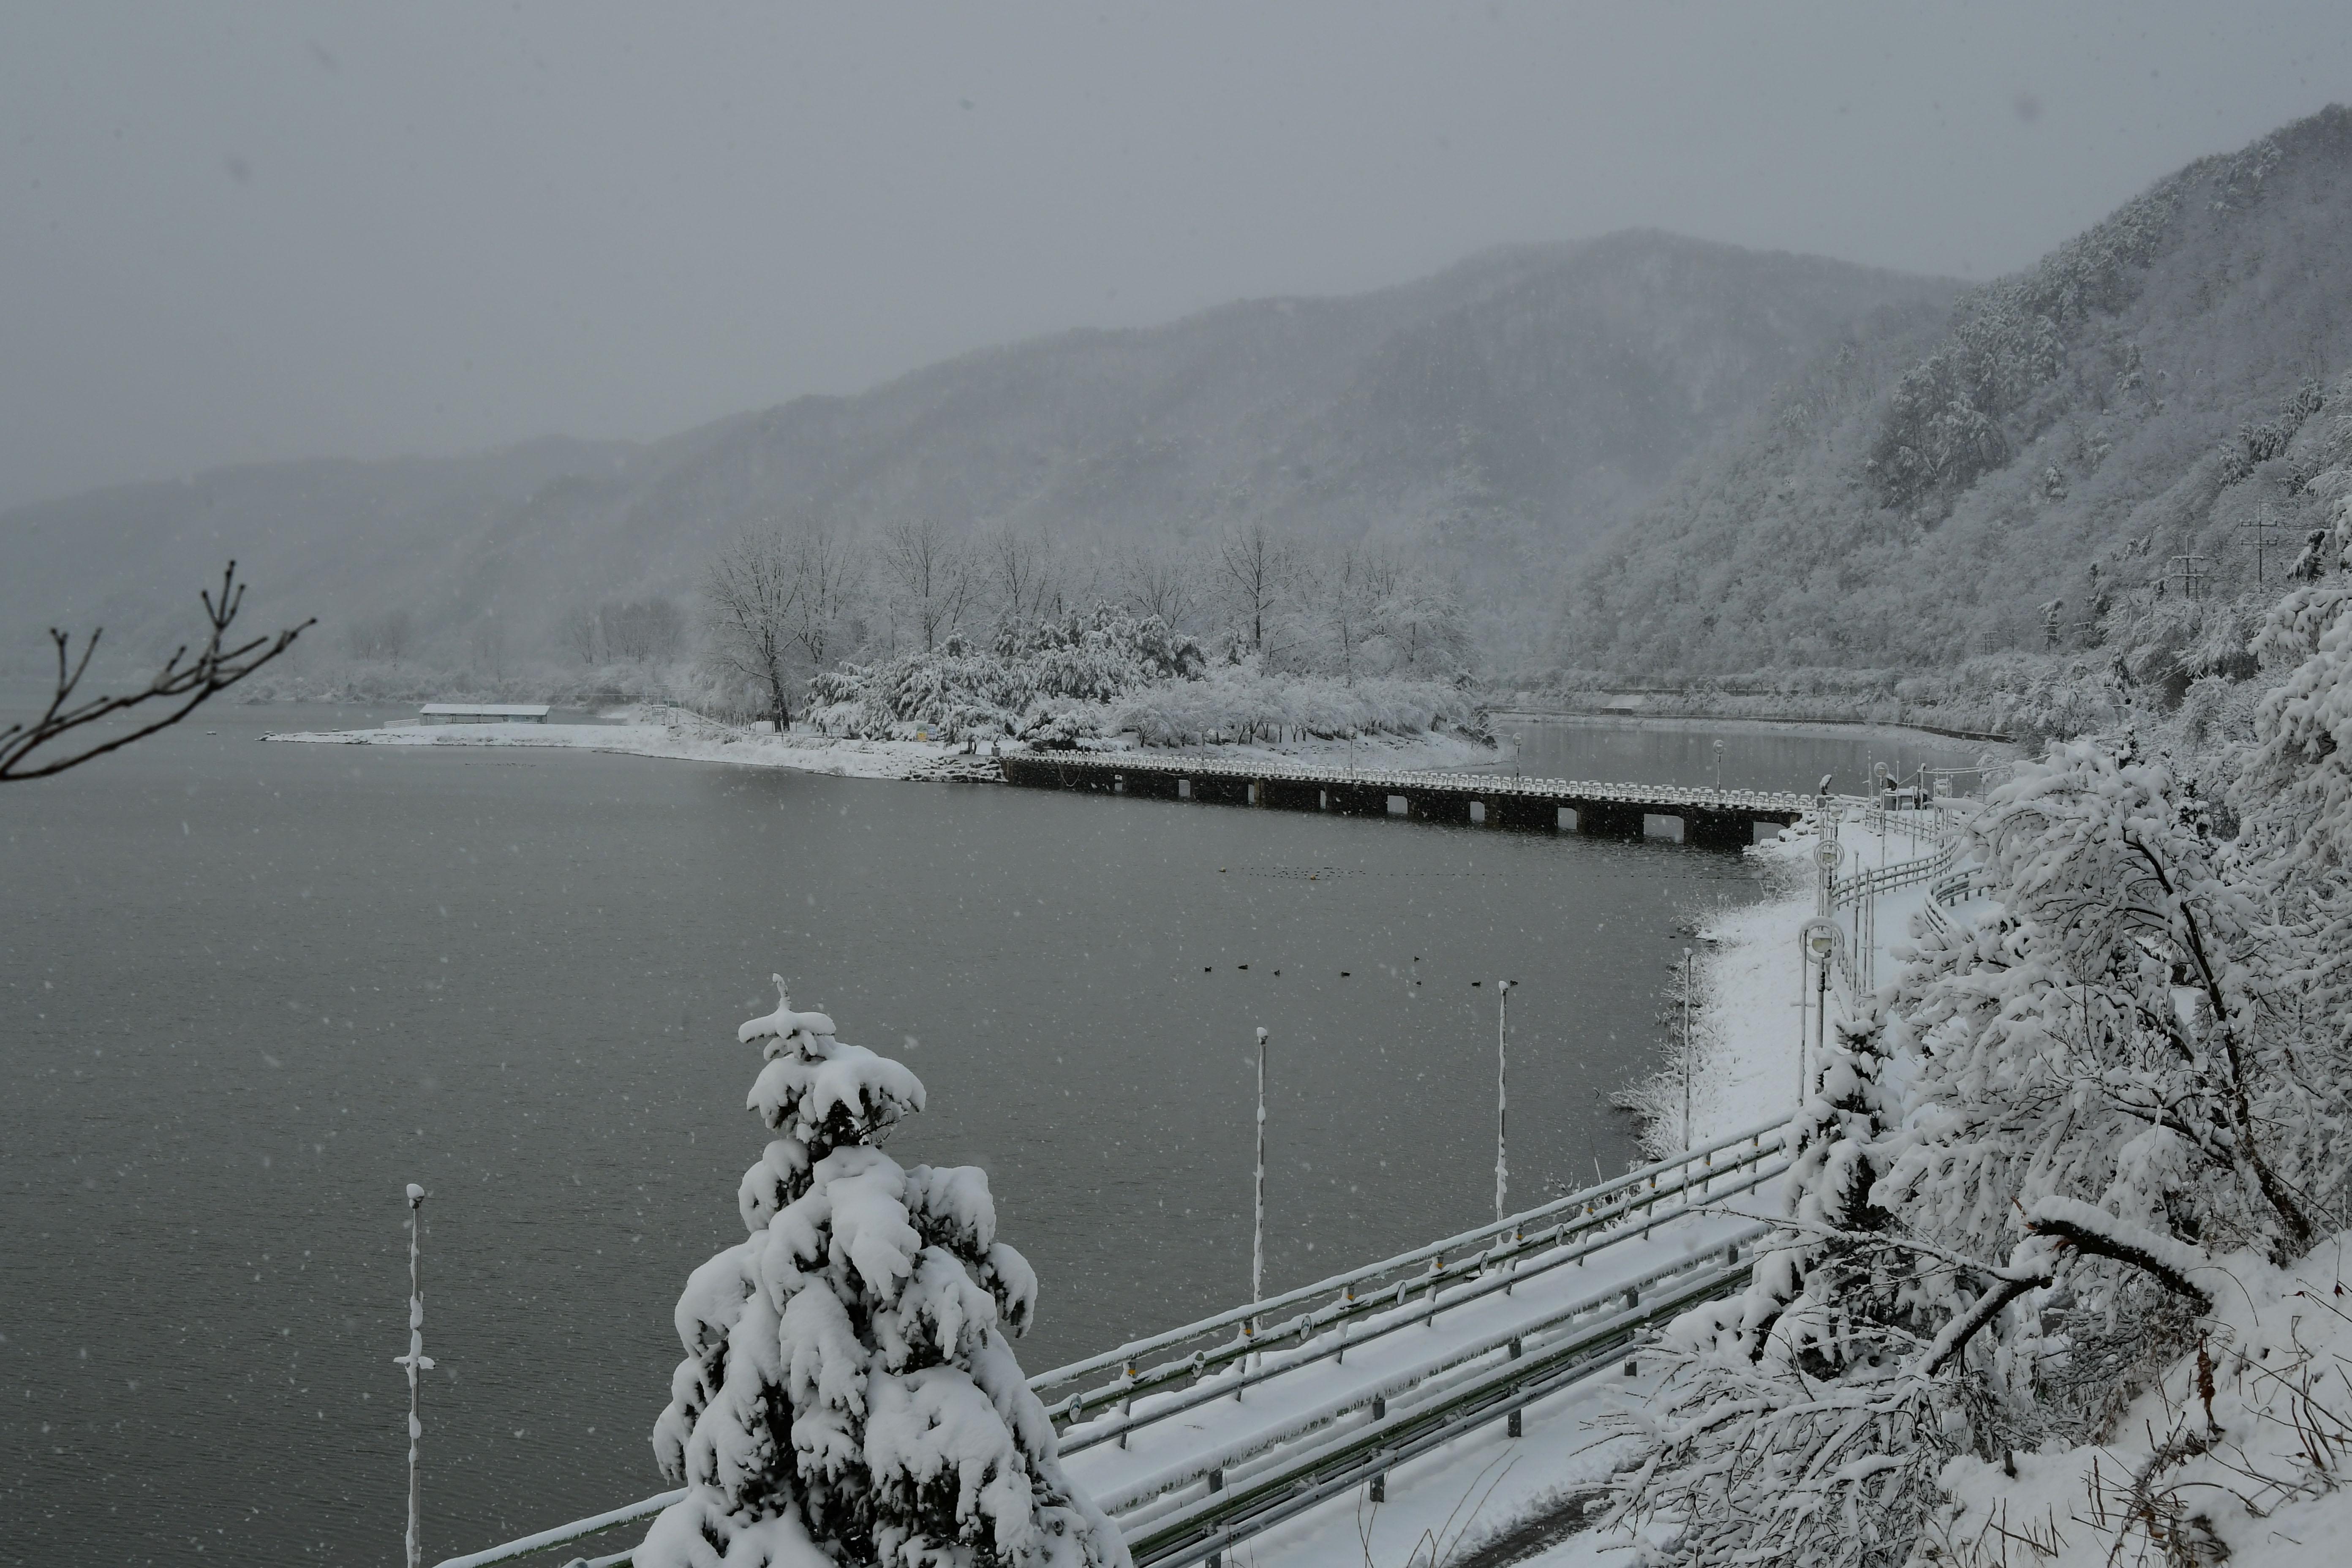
419;703;552;725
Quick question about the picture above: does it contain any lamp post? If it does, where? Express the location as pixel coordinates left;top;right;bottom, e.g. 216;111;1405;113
394;1183;435;1568
1798;920;1840;1110
1494;981;1512;1222
1711;738;1723;793
1681;947;1693;1150
1251;1026;1268;1335
1512;732;1524;783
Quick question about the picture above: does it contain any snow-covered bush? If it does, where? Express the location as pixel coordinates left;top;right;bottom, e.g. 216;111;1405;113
639;979;1126;1568
808;607;1203;740
1106;666;1484;747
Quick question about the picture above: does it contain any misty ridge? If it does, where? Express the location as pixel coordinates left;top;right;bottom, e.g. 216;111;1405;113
8;105;2352;734
0;231;1948;698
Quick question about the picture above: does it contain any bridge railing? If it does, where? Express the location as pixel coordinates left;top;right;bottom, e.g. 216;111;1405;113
1014;750;1820;812
1029;1118;1791;1436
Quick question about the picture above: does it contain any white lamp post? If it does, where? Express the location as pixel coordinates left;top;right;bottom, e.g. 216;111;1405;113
1251;1026;1268;1334
1494;981;1512;1221
394;1183;435;1568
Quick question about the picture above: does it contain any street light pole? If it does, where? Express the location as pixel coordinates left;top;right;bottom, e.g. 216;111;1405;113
1681;947;1693;1150
1251;1026;1268;1332
395;1183;435;1568
1494;981;1512;1222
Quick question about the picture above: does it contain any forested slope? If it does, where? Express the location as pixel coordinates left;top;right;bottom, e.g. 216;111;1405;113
0;234;1944;669
1563;106;2352;680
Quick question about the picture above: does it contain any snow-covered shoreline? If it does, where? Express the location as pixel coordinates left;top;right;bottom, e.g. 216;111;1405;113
260;717;1503;781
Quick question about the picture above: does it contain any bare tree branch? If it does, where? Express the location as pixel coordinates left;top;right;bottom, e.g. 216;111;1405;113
0;561;312;782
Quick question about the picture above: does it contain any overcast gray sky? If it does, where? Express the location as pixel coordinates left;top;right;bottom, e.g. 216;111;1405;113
3;1;2345;511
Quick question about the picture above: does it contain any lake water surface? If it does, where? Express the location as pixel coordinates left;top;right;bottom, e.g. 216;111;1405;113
0;705;1946;1564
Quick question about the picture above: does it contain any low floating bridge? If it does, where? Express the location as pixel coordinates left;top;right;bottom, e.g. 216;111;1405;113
1000;751;1810;848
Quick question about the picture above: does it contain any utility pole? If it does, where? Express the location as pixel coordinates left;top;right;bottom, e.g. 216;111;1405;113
2164;554;2211;602
394;1184;435;1568
2243;504;2284;585
1494;981;1512;1221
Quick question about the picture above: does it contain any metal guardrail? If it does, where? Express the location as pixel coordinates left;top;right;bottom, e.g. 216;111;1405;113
1033;1120;1789;1433
1122;1245;1766;1568
431;1120;1793;1568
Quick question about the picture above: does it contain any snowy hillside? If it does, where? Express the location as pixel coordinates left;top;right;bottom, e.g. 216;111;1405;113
1564;105;2352;678
0;234;1947;672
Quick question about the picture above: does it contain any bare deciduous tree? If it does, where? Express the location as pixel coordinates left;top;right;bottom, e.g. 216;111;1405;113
558;602;602;665
1217;521;1292;660
702;528;802;730
1120;542;1207;632
983;525;1067;628
599;597;686;662
877;517;969;653
786;525;861;669
1;561;312;782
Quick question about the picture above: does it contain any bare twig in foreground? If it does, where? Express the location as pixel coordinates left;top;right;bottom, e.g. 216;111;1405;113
0;561;312;781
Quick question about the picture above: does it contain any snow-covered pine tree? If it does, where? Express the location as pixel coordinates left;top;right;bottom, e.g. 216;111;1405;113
639;978;1127;1568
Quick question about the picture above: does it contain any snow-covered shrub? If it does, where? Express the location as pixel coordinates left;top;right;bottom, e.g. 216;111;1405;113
639;979;1125;1568
1106;666;1484;747
808;607;1203;740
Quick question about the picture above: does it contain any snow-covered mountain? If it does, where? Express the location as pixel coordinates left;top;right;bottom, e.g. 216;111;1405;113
0;232;1948;667
1562;105;2352;678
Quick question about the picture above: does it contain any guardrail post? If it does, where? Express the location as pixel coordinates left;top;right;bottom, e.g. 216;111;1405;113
1506;1337;1524;1437
1208;1464;1225;1556
1427;1253;1444;1325
1120;1360;1136;1448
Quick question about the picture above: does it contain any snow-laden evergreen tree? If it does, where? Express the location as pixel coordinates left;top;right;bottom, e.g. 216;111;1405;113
639;979;1127;1568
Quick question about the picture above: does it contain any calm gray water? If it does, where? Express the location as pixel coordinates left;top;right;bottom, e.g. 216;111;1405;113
0;704;1887;1565
1481;712;1995;793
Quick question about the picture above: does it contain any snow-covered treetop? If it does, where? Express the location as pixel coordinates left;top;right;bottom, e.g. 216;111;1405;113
738;976;926;1191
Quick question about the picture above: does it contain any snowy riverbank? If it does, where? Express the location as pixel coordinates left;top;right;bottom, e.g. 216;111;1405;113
260;716;1501;780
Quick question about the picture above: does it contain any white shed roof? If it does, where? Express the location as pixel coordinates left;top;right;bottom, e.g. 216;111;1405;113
418;703;552;717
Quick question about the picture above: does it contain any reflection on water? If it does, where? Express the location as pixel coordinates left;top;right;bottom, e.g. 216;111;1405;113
0;704;1883;1563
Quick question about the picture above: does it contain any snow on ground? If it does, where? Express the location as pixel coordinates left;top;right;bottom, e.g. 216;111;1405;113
265;719;991;781
1233;815;1966;1568
1923;1233;2352;1568
261;716;1498;781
